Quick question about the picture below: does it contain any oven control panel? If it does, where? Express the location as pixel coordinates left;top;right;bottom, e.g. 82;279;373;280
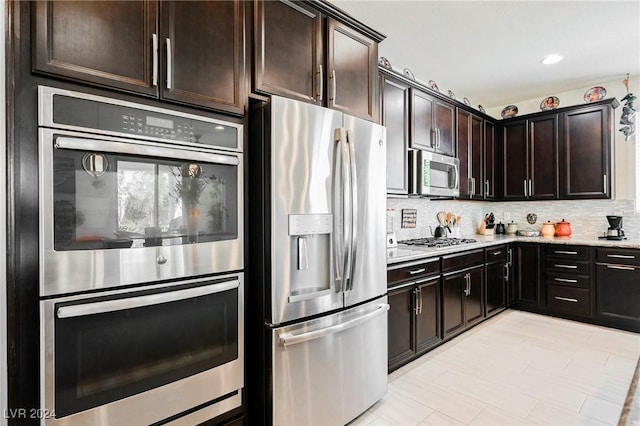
121;113;196;142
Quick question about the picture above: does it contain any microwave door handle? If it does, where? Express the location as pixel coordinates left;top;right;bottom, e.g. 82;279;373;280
57;280;239;319
452;163;460;190
346;130;357;290
54;137;239;166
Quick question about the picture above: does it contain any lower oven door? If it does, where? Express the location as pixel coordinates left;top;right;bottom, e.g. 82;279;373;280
40;273;243;425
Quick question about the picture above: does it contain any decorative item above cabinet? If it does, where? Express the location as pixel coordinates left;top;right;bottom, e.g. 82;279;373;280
33;0;246;115
253;0;385;122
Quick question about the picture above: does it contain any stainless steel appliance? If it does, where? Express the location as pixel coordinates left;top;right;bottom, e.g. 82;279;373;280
249;96;389;426
409;150;460;197
38;86;244;424
600;215;627;240
38;86;243;295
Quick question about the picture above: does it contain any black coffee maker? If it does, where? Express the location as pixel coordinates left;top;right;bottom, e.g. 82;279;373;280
604;215;626;240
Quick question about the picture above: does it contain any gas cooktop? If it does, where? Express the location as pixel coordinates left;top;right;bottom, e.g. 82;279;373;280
399;237;477;248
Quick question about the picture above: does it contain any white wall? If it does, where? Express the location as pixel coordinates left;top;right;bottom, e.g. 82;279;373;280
1;0;8;424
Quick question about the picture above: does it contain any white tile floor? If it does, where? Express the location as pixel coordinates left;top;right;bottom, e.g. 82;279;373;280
350;310;640;426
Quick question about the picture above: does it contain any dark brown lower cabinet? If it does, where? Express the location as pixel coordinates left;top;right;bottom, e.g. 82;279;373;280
595;263;640;331
388;278;441;371
514;243;542;308
486;261;507;317
442;265;484;339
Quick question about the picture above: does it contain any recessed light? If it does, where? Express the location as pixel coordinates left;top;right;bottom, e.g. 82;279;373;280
541;54;564;65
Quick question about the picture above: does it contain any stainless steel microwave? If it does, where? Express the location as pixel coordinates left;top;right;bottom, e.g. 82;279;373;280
409;150;460;197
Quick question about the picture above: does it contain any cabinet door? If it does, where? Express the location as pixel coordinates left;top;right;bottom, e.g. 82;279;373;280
415;279;442;354
470;114;483;200
486;261;506;317
456;109;471;197
410;89;434;150
502;120;528;200
561;105;612;198
33;0;158;95
387;284;415;370
595;264;640;326
254;0;322;104
327;18;378;121
162;0;244;114
382;77;410;194
529;115;559;199
484;121;496;200
515;244;541;307
465;266;485;326
434;101;455;156
442;272;465;338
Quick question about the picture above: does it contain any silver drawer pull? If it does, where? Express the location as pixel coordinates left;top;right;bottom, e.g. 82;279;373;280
555;250;578;255
554;278;578;283
607;265;636;271
554;296;578;303
492;251;503;256
607;254;635;259
555;264;578;269
408;268;426;275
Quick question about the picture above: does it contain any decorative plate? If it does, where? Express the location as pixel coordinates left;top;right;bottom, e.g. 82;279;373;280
428;80;439;92
403;68;415;80
501;105;518;119
478;105;486;114
584;86;606;103
448;90;456;100
463;97;471;106
378;56;392;70
540;96;560;111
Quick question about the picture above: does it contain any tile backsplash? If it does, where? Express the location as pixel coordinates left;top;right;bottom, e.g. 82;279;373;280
387;198;640;241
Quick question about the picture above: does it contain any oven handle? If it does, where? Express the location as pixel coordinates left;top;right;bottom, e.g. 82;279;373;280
57;280;239;319
54;137;240;166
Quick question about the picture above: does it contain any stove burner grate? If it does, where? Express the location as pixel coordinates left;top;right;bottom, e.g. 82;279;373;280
399;237;477;248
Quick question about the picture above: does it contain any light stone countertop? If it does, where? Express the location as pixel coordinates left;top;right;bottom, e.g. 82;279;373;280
387;234;640;265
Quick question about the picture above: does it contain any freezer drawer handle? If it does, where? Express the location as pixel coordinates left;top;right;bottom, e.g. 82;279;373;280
57;280;239;318
279;303;390;347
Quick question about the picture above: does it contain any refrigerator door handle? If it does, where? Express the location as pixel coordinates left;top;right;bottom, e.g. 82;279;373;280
278;303;390;346
333;128;349;291
345;130;358;290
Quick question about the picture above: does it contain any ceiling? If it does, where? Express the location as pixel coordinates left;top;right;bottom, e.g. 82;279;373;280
329;0;640;110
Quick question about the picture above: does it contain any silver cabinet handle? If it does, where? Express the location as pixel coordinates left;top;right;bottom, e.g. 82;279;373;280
492;251;503;256
554;278;578;283
555;250;578;255
504;263;510;282
554;264;578;269
436;128;441;149
485;180;489;197
603;174;607;191
607;265;636;271
554;296;578;303
431;129;437;149
524;180;528;197
166;38;172;89
57;280;239;318
471;178;476;196
408;268;426;275
330;69;337;105
414;287;423;315
152;33;158;86
413;288;420;315
279;303;390;346
317;65;323;101
607;254;635;259
529;179;532;197
507;248;513;265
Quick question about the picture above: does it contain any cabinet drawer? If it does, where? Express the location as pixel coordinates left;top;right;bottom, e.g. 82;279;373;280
596;248;640;266
546;272;589;289
485;245;507;263
546;246;589;260
545;260;590;275
546;285;590;316
387;258;440;286
442;249;484;272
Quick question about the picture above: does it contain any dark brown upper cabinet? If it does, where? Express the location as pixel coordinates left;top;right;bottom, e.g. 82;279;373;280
33;1;245;115
457;109;493;200
410;88;455;156
501;115;558;200
253;0;382;122
381;75;410;195
484;121;496;200
561;102;615;199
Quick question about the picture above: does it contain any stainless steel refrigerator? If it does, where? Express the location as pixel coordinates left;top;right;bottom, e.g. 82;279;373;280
248;96;388;426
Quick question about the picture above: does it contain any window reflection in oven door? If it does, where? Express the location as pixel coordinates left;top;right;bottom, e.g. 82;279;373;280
40;274;243;425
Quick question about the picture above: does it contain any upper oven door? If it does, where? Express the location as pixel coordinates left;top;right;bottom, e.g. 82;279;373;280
39;128;244;296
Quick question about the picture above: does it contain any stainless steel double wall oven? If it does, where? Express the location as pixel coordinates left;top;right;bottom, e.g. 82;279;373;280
38;86;244;425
